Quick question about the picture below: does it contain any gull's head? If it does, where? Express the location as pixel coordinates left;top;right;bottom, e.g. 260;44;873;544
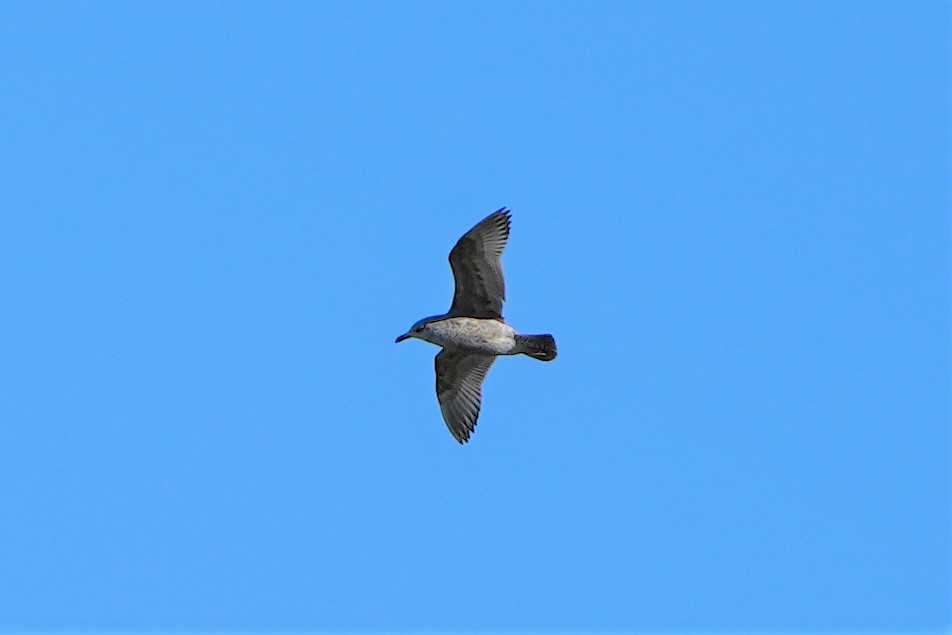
395;317;431;344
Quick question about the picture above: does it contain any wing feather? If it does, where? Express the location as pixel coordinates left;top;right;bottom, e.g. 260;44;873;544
435;351;496;443
447;208;511;319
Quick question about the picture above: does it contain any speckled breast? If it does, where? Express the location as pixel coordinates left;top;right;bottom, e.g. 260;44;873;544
427;317;517;354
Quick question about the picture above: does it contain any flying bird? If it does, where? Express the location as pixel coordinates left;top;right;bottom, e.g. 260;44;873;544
396;208;557;443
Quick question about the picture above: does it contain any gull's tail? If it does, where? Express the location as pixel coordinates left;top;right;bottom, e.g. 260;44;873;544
515;334;558;362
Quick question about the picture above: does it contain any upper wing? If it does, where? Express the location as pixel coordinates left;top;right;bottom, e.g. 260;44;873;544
435;350;496;444
447;208;511;319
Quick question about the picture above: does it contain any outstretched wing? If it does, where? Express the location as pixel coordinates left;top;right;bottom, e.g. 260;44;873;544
447;208;511;319
435;350;496;444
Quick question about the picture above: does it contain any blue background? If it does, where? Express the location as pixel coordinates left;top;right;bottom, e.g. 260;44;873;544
1;1;948;631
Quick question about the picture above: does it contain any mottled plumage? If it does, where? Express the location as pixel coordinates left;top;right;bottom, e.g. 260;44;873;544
396;208;557;444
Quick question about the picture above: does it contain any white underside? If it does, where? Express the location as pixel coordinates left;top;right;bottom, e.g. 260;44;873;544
423;317;517;355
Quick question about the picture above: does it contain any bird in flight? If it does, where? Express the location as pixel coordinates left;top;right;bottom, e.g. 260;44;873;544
396;208;557;444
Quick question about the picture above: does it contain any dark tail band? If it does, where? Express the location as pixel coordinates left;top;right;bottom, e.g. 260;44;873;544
516;334;557;361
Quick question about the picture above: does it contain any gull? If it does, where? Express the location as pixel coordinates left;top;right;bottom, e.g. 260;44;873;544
396;208;557;444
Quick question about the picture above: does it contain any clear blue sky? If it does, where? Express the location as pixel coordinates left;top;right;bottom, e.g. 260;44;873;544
1;1;948;631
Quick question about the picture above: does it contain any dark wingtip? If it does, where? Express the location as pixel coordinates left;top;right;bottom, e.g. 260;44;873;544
491;207;512;233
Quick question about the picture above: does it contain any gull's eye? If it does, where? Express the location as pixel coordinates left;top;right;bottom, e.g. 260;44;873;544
414;324;424;333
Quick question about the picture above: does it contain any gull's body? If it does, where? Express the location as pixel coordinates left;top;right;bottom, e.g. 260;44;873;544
396;208;557;444
422;317;517;355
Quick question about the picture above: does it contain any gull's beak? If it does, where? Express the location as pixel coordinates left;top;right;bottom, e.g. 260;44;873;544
395;332;410;343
